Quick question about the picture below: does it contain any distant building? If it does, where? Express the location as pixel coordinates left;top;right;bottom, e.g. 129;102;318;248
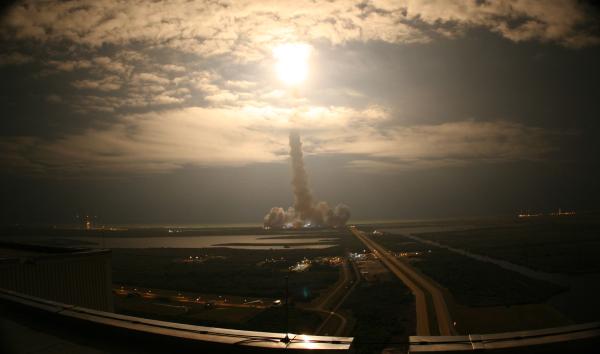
82;214;95;229
549;208;576;216
517;211;542;218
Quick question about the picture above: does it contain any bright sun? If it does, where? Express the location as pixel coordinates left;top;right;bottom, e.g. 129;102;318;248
273;43;311;86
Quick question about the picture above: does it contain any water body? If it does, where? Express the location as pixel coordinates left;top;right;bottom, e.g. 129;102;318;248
381;227;570;286
2;235;339;250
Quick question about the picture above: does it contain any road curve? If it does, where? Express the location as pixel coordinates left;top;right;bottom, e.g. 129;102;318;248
314;259;359;336
350;228;454;336
327;260;361;336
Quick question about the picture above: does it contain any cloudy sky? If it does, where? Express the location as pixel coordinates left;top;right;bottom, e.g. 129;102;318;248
1;0;599;225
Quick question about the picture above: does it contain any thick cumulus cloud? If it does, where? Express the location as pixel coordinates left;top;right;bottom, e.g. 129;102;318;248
0;0;586;177
0;105;387;175
319;120;557;161
1;0;598;61
1;1;596;120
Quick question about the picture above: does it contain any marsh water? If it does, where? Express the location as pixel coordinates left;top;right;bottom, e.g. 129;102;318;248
2;234;339;250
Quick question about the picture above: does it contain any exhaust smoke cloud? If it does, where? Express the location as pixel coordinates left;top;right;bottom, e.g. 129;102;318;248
264;132;350;229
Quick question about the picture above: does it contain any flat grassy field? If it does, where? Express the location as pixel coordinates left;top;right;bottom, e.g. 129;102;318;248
341;279;414;354
112;247;340;301
371;233;566;307
416;213;600;274
450;302;569;333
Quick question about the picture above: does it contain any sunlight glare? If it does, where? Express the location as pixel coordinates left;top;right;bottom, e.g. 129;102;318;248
273;43;311;86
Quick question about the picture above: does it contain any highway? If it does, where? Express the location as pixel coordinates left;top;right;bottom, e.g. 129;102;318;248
299;258;360;336
350;227;454;336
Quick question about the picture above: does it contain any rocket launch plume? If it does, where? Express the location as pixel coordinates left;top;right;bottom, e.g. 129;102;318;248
263;132;350;229
289;131;314;221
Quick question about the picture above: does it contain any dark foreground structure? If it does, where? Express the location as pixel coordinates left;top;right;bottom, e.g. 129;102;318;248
0;241;113;311
0;289;353;353
2;242;599;353
408;323;600;353
0;242;352;353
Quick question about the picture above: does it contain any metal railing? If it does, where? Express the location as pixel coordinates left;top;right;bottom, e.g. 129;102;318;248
0;288;353;352
409;322;600;352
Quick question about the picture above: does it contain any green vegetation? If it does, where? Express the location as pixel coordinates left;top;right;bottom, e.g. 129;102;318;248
374;233;566;307
110;229;363;300
113;247;338;301
417;213;600;274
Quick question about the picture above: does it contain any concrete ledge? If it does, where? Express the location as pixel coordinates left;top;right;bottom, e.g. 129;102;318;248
409;322;600;353
1;288;353;352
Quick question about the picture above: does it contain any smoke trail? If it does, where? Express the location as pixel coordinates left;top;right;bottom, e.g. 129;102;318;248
289;131;314;221
263;132;351;229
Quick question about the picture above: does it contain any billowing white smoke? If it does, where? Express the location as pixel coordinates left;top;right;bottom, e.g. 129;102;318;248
263;132;351;229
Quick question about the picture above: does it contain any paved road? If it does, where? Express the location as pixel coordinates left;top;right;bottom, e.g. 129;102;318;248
303;259;359;336
316;259;352;310
315;259;361;336
350;228;454;336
